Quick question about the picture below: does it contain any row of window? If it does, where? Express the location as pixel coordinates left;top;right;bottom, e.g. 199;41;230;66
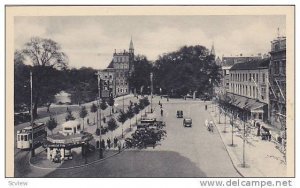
117;88;128;93
230;83;267;100
115;71;128;78
114;56;129;63
230;72;266;83
116;80;128;86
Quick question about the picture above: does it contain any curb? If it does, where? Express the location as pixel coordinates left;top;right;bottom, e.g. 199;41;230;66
29;147;126;170
208;111;245;177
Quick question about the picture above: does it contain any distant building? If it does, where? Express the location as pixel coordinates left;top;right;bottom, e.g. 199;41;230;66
218;54;263;94
228;58;270;121
269;35;286;130
100;38;135;98
98;68;115;98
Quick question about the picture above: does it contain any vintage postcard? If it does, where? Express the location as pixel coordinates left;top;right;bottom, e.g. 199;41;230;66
5;5;295;178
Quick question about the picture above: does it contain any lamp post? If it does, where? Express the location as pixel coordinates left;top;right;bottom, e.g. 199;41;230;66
30;71;35;157
97;71;103;159
150;72;153;113
242;104;249;168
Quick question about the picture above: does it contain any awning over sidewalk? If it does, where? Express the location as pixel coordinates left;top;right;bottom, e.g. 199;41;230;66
221;93;267;113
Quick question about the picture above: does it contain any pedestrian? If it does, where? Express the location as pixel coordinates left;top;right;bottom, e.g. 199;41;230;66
161;109;163;116
107;138;111;149
117;140;122;153
256;122;261;136
114;137;118;148
103;117;106;123
205;105;208;110
101;139;105;150
158;101;161;105
87;118;89;125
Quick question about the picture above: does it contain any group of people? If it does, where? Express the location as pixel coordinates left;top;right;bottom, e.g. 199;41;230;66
99;137;121;150
205;119;214;132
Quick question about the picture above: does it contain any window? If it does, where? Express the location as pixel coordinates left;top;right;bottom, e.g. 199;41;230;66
245;86;248;96
250;86;252;97
246;74;248;81
256;73;258;83
24;135;27;141
262;73;265;83
253;86;255;98
18;135;20;141
21;135;24;141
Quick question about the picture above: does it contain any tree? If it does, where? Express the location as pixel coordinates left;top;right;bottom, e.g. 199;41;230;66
126;104;134;130
117;110;128;138
22;37;68;118
107;96;115;115
128;55;153;94
90;103;98;125
153;45;221;98
46;116;58;135
79;106;88;130
14;50;31;113
133;103;140;124
107;117;118;132
65;108;75;121
100;99;108;125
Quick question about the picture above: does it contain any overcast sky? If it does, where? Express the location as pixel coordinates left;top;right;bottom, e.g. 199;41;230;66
14;15;285;69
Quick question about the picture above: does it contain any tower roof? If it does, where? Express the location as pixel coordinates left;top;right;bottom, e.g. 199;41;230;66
129;37;134;50
210;42;215;56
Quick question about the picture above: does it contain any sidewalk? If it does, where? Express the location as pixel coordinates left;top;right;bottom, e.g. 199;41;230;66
209;109;286;177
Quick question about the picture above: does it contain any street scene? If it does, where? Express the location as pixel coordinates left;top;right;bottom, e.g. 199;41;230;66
12;14;289;178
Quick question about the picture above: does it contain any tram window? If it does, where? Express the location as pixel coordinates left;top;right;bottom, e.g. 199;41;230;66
21;135;24;141
17;135;20;141
24;135;28;141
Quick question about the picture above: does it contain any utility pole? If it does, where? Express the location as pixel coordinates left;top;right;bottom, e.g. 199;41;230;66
97;71;103;159
150;72;153;113
30;71;35;157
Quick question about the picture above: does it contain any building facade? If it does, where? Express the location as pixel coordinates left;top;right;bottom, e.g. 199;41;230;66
218;54;262;95
228;59;270;121
101;38;134;98
269;36;286;130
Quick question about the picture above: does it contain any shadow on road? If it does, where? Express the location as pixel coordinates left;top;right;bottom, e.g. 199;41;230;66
44;150;207;177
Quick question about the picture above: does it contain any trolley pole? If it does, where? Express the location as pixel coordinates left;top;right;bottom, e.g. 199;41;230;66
30;71;35;157
97;71;103;159
150;72;153;113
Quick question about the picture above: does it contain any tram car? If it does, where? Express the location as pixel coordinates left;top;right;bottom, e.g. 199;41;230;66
16;122;47;149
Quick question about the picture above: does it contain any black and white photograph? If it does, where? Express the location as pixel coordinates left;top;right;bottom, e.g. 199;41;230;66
5;5;295;180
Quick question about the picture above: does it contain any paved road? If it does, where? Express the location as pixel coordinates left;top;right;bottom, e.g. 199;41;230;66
18;98;240;177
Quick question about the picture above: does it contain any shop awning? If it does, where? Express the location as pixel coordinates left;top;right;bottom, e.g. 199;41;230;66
220;93;267;113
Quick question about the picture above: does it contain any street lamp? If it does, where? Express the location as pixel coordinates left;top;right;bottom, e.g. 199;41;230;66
96;71;103;159
150;72;153;113
242;103;249;168
30;71;35;157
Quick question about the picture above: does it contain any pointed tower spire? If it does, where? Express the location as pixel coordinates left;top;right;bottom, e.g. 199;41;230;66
129;36;134;52
210;42;215;56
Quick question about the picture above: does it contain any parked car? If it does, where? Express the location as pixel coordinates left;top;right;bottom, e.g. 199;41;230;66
183;118;192;127
177;110;183;118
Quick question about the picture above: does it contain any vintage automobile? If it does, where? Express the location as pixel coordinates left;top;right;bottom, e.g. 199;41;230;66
176;110;183;118
183;118;192;127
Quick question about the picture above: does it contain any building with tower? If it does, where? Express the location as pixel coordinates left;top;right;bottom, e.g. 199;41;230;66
100;38;135;98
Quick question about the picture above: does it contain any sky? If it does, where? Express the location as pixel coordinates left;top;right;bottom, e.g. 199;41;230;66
14;15;286;69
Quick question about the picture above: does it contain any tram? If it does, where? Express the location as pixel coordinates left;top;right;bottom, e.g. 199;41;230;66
16;122;47;149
